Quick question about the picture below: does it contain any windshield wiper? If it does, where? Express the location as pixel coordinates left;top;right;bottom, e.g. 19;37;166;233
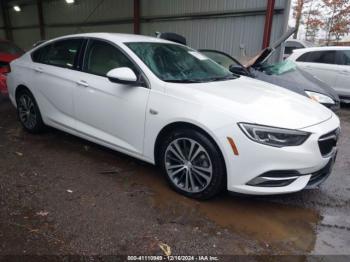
163;79;203;83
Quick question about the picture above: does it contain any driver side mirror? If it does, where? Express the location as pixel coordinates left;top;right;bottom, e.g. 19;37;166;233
229;64;251;77
107;67;139;85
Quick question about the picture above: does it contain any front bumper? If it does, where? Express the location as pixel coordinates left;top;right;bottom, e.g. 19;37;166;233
215;114;340;195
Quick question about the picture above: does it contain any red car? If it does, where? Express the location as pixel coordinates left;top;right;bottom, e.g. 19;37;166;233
0;40;24;96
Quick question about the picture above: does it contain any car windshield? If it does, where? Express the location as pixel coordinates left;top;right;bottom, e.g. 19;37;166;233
261;60;297;75
125;42;236;83
0;41;24;55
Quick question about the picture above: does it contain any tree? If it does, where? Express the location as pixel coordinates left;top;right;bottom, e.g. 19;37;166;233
304;6;324;42
305;17;324;41
322;0;350;44
293;0;306;39
293;0;318;39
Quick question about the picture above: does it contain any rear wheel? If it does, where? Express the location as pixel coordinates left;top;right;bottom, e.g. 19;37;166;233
16;89;45;133
159;128;226;200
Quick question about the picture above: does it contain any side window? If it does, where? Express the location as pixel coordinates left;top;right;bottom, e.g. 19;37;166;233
317;51;336;64
32;44;52;63
296;52;313;62
46;39;82;69
83;40;137;76
336;51;350;65
297;51;336;64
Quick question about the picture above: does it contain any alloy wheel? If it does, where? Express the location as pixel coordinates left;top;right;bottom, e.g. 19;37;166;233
18;94;37;130
164;138;213;193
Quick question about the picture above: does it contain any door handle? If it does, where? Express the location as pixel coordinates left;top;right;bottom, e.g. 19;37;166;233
76;80;89;88
34;67;43;73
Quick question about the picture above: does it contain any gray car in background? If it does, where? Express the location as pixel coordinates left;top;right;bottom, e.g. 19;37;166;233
199;28;340;111
157;30;340;111
200;49;340;111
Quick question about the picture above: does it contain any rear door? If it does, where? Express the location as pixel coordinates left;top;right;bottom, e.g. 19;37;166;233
30;38;84;130
295;50;338;87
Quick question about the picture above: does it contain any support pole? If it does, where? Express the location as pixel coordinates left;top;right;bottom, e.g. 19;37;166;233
0;0;13;41
37;0;45;40
133;0;140;34
262;0;275;48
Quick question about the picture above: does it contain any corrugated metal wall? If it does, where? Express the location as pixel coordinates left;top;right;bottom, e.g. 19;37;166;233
140;0;288;60
0;5;6;39
141;0;286;16
43;0;133;39
4;0;290;60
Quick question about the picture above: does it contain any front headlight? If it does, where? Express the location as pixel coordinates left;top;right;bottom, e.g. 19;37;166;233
305;91;335;105
238;123;311;147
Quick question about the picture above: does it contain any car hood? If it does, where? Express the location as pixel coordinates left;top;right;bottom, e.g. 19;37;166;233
251;67;340;101
166;76;333;129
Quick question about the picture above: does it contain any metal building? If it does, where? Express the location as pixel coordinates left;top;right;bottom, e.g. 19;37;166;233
0;0;291;60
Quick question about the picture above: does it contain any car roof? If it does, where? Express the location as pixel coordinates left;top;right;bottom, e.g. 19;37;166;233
286;39;315;47
293;46;350;53
46;32;174;44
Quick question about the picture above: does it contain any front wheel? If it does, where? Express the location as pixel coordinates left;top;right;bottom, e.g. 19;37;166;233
159;129;226;200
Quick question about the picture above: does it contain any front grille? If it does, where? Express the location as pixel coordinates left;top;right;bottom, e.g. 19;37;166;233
318;128;339;157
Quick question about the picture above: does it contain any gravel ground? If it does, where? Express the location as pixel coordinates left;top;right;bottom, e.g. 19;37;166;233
0;96;349;256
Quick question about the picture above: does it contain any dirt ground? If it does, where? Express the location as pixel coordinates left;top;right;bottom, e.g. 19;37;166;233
0;96;349;257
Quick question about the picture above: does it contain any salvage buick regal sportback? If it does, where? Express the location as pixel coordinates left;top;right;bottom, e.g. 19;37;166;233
7;33;340;199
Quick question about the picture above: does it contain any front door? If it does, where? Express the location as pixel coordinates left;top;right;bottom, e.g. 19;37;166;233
73;39;150;155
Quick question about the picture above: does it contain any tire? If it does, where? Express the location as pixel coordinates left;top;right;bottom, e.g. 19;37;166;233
16;89;45;133
159;128;226;200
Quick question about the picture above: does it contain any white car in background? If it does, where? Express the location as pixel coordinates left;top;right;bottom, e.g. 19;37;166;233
288;46;350;103
7;33;340;199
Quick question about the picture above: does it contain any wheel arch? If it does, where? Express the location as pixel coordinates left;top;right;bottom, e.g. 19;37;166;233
153;121;227;174
15;85;32;104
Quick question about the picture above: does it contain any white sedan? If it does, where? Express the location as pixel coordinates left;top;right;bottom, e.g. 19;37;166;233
288;46;350;103
7;33;340;199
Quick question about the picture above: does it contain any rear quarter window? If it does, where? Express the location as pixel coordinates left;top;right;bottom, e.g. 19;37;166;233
31;44;52;63
31;38;83;69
